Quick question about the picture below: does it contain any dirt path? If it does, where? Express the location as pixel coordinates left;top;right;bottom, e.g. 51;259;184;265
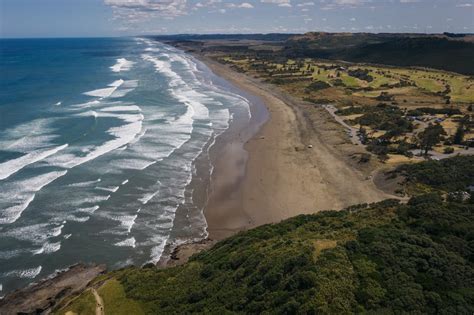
323;104;363;146
91;288;104;315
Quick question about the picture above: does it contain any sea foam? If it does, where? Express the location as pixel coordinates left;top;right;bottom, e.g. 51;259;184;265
4;266;42;279
0;144;68;181
0;170;68;224
115;237;136;248
110;58;135;72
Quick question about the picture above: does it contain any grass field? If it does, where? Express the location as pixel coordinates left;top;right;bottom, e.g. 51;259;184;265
224;57;474;105
220;55;473;163
54;290;96;315
97;279;144;315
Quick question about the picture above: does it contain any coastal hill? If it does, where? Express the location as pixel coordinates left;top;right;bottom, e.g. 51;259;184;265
156;32;474;75
285;32;474;75
53;156;474;314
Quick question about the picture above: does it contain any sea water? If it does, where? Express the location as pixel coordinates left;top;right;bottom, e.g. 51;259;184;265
0;37;251;294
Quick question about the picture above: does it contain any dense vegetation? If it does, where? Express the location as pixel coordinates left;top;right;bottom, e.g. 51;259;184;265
56;157;474;314
397;155;474;193
111;197;473;314
286;34;474;75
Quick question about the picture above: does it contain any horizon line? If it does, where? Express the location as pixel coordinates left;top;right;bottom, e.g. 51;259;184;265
1;31;473;40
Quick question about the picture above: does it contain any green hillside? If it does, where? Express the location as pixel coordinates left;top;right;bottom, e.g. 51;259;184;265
285;34;474;75
57;157;474;314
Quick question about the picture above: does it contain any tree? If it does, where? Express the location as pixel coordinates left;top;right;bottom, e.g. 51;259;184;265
453;124;465;145
418;123;446;156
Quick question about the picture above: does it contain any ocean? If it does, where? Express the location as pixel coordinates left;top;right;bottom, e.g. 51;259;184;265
0;37;251;294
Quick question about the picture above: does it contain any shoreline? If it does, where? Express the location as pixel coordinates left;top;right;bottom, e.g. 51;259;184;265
1;46;393;310
195;53;392;241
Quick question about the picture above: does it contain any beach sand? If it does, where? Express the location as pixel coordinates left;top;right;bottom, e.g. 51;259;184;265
200;56;392;240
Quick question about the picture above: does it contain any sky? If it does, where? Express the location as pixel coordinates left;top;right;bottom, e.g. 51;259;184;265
0;0;473;38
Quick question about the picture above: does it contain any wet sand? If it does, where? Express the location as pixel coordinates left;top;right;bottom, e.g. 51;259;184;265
200;56;391;240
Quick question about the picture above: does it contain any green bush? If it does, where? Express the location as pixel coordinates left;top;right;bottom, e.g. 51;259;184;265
112;192;473;313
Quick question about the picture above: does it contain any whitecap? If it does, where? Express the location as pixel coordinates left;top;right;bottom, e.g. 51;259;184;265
67;179;101;188
109;214;137;233
149;236;168;263
115;237;136;248
138;191;159;205
83;87;118;98
4;266;42;279
33;241;61;255
76;205;100;214
0;144;68;181
95;186;119;193
100;105;141;112
110;58;135;72
0;170;67;224
55;114;143;169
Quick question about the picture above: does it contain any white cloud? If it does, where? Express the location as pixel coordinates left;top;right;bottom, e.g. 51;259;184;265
239;2;254;8
228;2;254;8
296;1;314;6
320;0;371;10
104;0;187;19
456;3;473;7
261;0;291;5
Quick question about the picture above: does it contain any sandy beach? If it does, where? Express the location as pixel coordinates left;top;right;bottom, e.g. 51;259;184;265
200;56;391;240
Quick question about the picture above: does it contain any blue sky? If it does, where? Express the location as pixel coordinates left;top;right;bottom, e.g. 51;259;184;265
1;0;473;38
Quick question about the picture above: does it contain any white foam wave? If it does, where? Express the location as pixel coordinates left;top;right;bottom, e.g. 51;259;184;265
83;87;117;98
95;186;119;193
100;105;141;112
109;158;156;170
54;114;143;169
76;206;100;214
149;236;168;263
0;144;68;181
68;178;101;187
54;101;62;106
138;191;159;205
115;237;136;248
110;214;137;233
33;241;61;255
66;214;90;223
110;58;135;72
3;223;64;244
70;100;101;109
121;179;129;185
82;79;125;98
4;266;42;279
0;170;68;224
